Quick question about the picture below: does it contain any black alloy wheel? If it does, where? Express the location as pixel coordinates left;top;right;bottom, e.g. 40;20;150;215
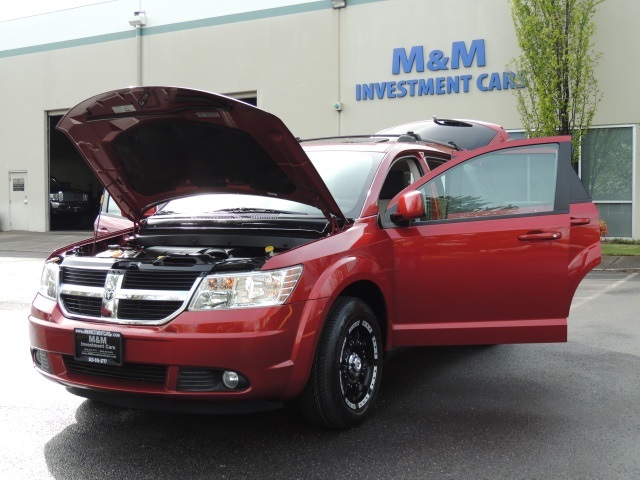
298;296;383;429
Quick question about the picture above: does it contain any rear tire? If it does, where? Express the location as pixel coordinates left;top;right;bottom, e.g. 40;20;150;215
298;297;382;429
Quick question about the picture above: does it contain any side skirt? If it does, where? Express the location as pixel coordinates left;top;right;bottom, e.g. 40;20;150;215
390;318;567;346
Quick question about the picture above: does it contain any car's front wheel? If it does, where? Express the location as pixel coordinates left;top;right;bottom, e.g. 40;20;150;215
299;297;382;429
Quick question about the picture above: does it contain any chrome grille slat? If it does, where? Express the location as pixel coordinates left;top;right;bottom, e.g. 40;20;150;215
60;294;102;317
61;267;108;287
122;271;202;290
118;300;184;321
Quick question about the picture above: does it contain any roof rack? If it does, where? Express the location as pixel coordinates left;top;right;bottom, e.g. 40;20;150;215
298;133;461;150
373;132;461;151
298;135;389;143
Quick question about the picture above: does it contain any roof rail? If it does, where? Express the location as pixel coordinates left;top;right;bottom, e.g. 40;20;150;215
375;132;462;151
298;133;461;150
298;135;389;143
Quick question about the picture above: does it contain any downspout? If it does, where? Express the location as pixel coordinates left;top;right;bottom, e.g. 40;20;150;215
337;7;342;135
128;6;146;85
332;1;346;135
136;25;143;86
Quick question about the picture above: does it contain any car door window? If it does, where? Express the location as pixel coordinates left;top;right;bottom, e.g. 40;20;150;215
378;157;423;212
425;156;448;171
418;144;558;221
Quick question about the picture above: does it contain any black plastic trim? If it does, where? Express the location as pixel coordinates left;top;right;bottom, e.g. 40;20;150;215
66;387;283;414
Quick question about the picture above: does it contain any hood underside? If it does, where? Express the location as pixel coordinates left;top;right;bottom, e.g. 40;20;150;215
57;86;346;224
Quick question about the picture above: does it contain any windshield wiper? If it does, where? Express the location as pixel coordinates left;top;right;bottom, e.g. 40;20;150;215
209;208;307;215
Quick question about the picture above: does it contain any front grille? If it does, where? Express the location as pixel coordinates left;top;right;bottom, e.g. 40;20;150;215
61;294;102;317
57;260;206;325
62;267;108;287
64;356;167;384
122;270;201;291
118;300;184;320
59;192;83;202
177;368;222;391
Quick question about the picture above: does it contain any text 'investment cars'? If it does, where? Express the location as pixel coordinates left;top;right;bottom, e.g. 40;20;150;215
30;87;601;429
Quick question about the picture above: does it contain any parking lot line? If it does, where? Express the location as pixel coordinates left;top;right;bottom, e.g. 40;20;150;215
570;272;638;311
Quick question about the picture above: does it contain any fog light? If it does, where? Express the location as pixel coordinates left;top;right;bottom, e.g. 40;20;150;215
222;371;239;389
33;349;52;374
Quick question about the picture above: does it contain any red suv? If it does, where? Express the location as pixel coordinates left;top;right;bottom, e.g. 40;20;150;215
30;87;601;428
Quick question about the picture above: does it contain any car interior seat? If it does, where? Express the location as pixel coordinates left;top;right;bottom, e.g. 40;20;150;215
379;169;410;213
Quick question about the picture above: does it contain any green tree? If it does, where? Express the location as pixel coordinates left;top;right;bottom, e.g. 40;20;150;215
509;0;603;162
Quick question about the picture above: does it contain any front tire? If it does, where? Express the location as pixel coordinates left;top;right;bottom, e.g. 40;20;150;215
298;297;383;429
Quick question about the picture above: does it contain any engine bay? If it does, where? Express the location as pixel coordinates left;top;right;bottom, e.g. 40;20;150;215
108;244;273;271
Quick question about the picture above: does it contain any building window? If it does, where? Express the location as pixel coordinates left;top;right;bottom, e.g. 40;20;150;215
507;130;527;140
226;92;257;107
580;127;633;237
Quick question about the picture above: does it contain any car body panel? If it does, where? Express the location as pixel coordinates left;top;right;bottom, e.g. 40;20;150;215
383;136;598;345
567;200;602;303
387;213;570;345
94;191;134;234
57;86;346;224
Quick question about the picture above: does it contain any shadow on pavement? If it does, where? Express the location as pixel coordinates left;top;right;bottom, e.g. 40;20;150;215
43;346;560;480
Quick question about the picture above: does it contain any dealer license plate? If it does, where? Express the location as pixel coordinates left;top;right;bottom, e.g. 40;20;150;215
74;328;123;366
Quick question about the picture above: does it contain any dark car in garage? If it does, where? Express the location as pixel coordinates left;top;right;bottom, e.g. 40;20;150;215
49;176;92;227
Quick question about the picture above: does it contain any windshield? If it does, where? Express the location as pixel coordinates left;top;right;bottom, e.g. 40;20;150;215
156;150;384;219
307;150;383;218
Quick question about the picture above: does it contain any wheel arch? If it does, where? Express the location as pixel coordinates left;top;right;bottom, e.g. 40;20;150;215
283;265;391;399
297;294;385;428
338;281;388;349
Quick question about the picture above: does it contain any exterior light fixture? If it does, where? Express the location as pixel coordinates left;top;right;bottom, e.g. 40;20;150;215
331;0;346;8
128;11;147;27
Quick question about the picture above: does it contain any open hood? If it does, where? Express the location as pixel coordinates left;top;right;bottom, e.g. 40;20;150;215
57;86;347;225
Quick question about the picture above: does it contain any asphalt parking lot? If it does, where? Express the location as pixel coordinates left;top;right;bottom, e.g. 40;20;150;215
1;233;639;479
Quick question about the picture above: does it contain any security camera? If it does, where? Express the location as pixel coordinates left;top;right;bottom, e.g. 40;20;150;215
129;11;147;27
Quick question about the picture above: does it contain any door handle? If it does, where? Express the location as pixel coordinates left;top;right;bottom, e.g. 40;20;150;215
518;232;562;241
570;217;591;226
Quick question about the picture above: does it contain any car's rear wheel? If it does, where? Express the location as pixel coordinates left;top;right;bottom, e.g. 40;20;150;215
298;296;382;429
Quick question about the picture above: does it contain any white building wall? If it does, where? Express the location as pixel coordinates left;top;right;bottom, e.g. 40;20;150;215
141;8;340;136
592;0;640;126
0;39;138;231
338;0;522;133
0;0;638;235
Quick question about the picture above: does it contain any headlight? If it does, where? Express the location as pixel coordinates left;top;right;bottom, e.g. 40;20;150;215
189;265;303;310
39;261;60;300
49;193;60;201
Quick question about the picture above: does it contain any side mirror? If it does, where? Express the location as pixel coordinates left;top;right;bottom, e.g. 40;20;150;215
391;191;424;224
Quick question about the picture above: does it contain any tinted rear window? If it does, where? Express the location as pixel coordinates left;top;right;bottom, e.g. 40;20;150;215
381;122;498;150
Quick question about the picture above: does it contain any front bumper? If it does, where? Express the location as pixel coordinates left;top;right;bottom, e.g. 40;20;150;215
29;293;325;405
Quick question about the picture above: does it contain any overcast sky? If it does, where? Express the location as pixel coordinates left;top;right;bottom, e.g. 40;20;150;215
0;0;115;22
